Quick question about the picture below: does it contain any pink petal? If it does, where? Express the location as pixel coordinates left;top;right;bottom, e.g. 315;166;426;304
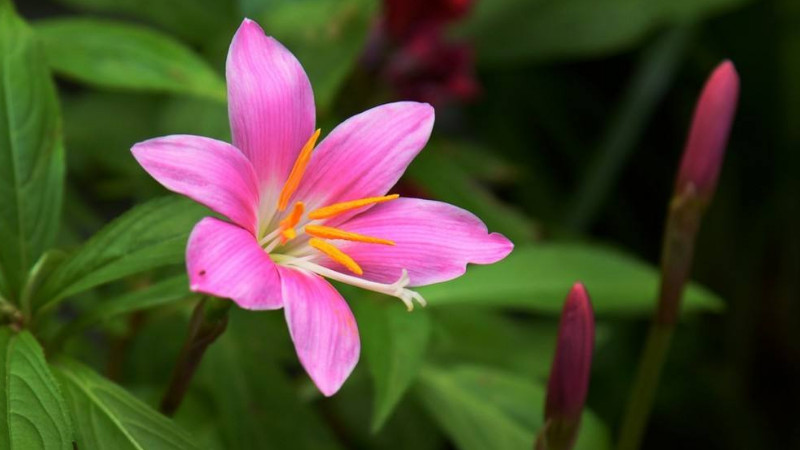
323;198;513;286
227;19;316;190
132;135;260;235
279;267;360;396
186;217;282;310
292;102;434;218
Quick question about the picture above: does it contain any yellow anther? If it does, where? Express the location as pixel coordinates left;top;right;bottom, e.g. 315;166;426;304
277;201;304;243
278;129;321;211
304;225;394;246
307;194;399;220
308;238;363;275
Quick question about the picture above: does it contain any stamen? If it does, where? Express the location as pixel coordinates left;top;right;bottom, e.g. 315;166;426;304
278;129;321;211
307;194;399;220
278;201;304;243
308;238;363;275
304;225;395;245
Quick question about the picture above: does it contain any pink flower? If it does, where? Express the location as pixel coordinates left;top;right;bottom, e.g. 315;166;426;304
131;19;512;396
675;60;739;202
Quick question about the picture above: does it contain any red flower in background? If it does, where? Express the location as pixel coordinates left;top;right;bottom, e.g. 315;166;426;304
373;0;480;106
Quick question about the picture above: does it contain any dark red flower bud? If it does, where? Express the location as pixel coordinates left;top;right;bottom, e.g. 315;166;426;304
537;283;595;450
383;0;472;40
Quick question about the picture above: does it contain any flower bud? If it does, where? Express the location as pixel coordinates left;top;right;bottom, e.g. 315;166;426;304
536;283;595;450
674;60;739;202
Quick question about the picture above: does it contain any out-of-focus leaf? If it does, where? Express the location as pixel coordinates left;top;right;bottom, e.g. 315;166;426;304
567;26;691;231
258;0;376;112
0;329;74;449
351;297;431;432
55;275;193;342
406;143;537;244
158;97;230;141
188;309;343;449
460;0;748;65
36;19;226;101
53;358;202;449
430;308;558;380
417;243;724;315
0;1;65;301
34;196;207;312
54;0;236;45
416;365;611;450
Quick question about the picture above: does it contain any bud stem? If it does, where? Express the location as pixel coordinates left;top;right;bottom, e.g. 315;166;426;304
160;296;231;416
617;186;702;450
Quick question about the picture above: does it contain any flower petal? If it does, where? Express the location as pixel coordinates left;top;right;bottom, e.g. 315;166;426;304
227;18;316;190
293;102;434;217
187;217;282;310
132;135;260;234
279;267;360;396
322;198;513;286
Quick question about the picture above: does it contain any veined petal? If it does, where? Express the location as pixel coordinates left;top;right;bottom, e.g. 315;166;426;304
279;267;360;396
132;135;260;234
321;198;513;286
227;18;315;190
187;217;282;310
292;102;434;220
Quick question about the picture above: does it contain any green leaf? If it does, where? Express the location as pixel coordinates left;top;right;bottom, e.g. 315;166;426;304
0;1;65;301
35;196;207;312
459;0;748;65
258;0;376;112
54;0;236;45
35;19;226;101
430;308;559;381
55;275;193;342
0;328;74;449
351;297;431;432
416;365;611;450
52;358;202;449
417;243;724;315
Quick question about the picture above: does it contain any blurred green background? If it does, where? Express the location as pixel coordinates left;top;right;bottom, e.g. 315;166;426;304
12;0;800;448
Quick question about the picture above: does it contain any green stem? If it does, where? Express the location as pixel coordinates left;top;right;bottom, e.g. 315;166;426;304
616;324;674;450
617;188;702;450
159;296;231;416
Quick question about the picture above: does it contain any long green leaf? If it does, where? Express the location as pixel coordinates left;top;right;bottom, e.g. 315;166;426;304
53;358;202;449
54;0;236;45
416;365;611;450
351;298;431;432
0;0;65;301
35;196;207;312
55;275;193;343
36;19;226;101
459;0;748;65
0;328;74;449
417;243;724;315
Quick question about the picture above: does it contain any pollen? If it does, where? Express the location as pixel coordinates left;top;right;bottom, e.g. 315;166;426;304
278;129;321;211
304;225;394;245
308;238;363;275
307;194;399;220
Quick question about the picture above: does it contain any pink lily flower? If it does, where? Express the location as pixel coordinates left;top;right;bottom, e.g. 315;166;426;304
131;19;512;396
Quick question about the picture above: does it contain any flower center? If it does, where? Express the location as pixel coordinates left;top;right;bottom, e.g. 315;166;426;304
257;129;425;310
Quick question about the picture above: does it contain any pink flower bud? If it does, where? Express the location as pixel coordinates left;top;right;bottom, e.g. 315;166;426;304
538;283;595;450
675;60;740;201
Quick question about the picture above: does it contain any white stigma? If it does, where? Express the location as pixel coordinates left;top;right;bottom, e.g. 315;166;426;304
275;257;426;311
